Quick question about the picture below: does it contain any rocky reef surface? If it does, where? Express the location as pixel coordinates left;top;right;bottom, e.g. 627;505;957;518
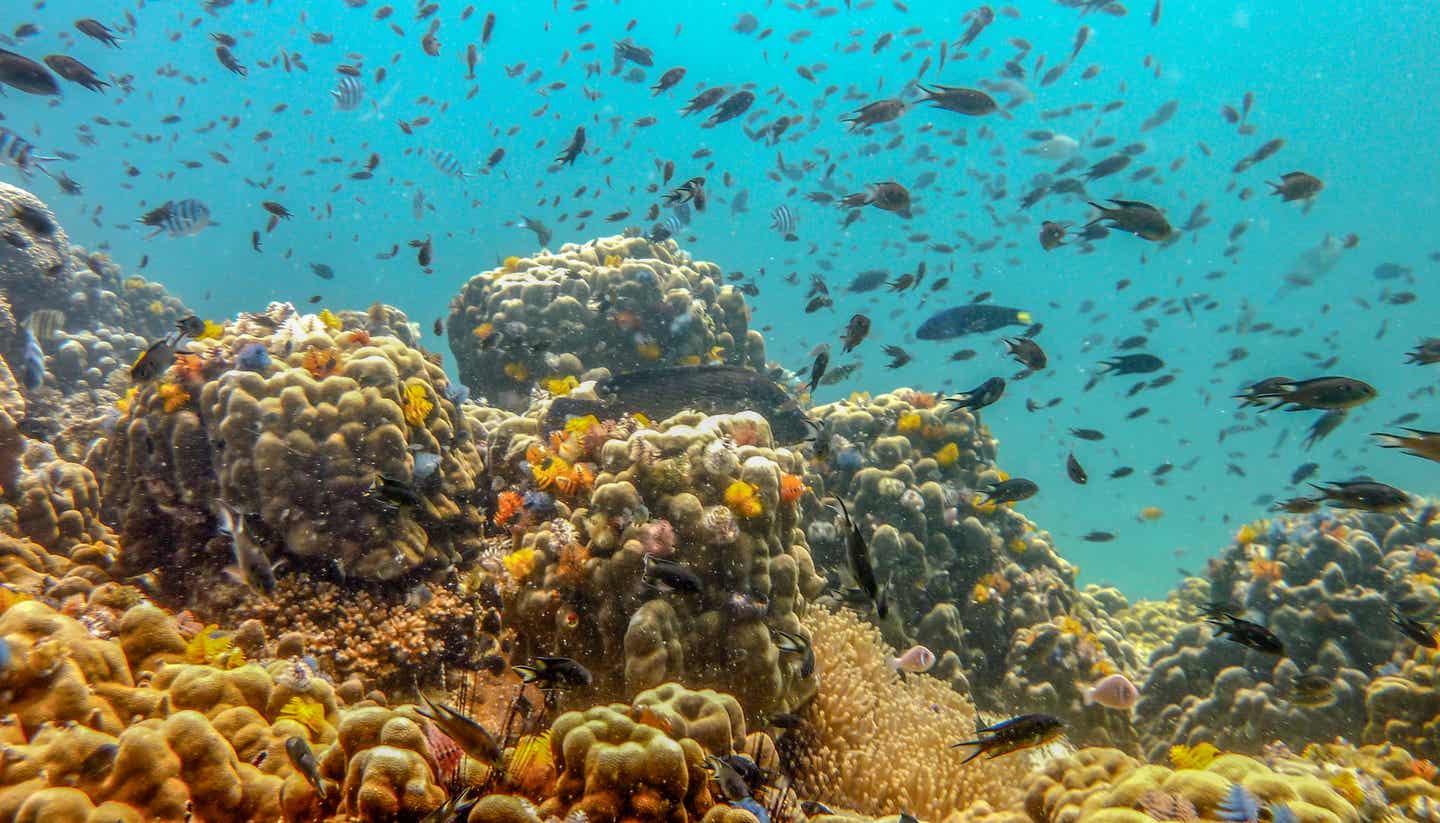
0;191;1436;822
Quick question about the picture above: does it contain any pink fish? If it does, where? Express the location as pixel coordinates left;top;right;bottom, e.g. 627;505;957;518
889;644;936;674
1083;673;1139;710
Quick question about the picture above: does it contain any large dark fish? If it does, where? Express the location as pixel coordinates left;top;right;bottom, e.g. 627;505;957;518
830;496;887;620
0;48;60;95
545;365;812;442
951;714;1064;764
917;305;1032;339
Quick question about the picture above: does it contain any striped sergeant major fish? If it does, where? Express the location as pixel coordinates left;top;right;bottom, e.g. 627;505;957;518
770;204;798;241
331;75;365;111
0;127;58;177
138;198;215;238
429;149;470;179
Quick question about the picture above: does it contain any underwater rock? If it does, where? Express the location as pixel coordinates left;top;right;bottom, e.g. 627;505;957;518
447;233;765;410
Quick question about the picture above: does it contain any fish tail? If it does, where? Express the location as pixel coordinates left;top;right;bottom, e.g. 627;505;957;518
1084;201;1109;225
1373;433;1413;451
950;741;987;764
513;665;539;683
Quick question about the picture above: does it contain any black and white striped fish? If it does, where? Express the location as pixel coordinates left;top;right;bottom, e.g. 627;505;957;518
662;176;705;207
331;75;365;111
647;213;685;244
429;149;470;179
770;204;798;241
0;127;57;176
138;199;215;238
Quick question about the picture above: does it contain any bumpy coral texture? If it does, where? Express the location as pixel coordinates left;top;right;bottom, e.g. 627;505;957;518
792;607;1029;821
1135;505;1438;759
101;301;486;584
494;407;826;716
447;233;765;409
807;389;1143;749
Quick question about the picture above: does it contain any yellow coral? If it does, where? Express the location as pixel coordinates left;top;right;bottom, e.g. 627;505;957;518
157;382;190;413
317;308;342;331
147;300;165;316
971;583;991;604
543;375;579;396
401;382;434;427
564;414;601;436
279;695;329;739
1006;538;1027;554
1170;742;1220;770
123;275;146;291
706;345;725;362
934;442;960;467
635;340;661;360
502;255;522;272
473;321;495;340
117;385;139;413
896;412;922;434
1236;522;1259;546
504;361;530;382
531;455;572;490
1328;771;1363;804
603;253;622;267
724;480;764;519
196;319;224;340
502;548;537;582
183;625;246;669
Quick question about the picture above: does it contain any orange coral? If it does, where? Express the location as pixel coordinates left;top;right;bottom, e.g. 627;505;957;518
909;391;937;409
1249;556;1284;583
300;347;342;378
1410;758;1437;781
779;473;806;505
157;382;190;413
494;490;524;528
730;419;761;447
555;542;590;589
346;328;373;347
173;353;206;384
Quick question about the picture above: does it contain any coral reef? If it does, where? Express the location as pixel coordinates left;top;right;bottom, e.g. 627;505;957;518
101;300;487;586
792;607;1029;821
447;234;765;409
489;405;826;717
1135;505;1439;759
806;390;1144;749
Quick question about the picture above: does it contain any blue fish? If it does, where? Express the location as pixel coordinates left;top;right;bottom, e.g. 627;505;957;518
236;343;272;372
18;328;44;390
916;305;1033;340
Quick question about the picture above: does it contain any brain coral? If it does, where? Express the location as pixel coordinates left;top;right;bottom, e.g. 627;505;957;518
447;233;765;409
101;301;487;585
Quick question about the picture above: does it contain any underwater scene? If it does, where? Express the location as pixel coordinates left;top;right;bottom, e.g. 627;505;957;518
0;0;1438;821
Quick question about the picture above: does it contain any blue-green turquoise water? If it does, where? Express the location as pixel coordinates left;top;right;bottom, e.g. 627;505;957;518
4;0;1437;597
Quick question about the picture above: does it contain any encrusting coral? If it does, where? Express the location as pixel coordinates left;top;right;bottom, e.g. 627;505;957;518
447;233;765;409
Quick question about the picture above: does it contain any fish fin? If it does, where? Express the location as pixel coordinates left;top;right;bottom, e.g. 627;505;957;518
513;665;539;683
949;741;986;764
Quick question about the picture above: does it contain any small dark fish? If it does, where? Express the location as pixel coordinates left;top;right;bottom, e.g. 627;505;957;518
1070;428;1105;441
1039;221;1067;251
980;477;1038;504
830;496;887;620
883;345;911;369
1405;338;1440;365
74;18;121;48
807;348;829;394
1391;609;1438;649
917;84;997;115
42;54;107;92
663;176;706;207
1099;354;1164;375
951;714;1065;764
707;90;756;126
650;66;686;95
842;314;870;352
944;377;1005;412
368;474;424;509
1086;199;1172;241
1236;376;1375;412
214;44;247;76
770;627;816;678
1290;462;1320;484
1309;480;1410;512
554;126;586;166
1289;670;1335;706
513;656;593;690
285;736;326;799
1203;607;1284;655
310;262;335;280
1066;453;1088;484
843;98;909;132
1082;531;1115;542
642;554;703;594
130;336;179;382
1271;496;1322;514
840;181;912;217
415;691;502;765
1003;337;1047;370
1268;171;1323;202
411;235;433;267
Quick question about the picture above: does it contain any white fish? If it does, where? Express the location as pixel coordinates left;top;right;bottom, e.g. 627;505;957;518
1083;673;1139;710
889;644;936;674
